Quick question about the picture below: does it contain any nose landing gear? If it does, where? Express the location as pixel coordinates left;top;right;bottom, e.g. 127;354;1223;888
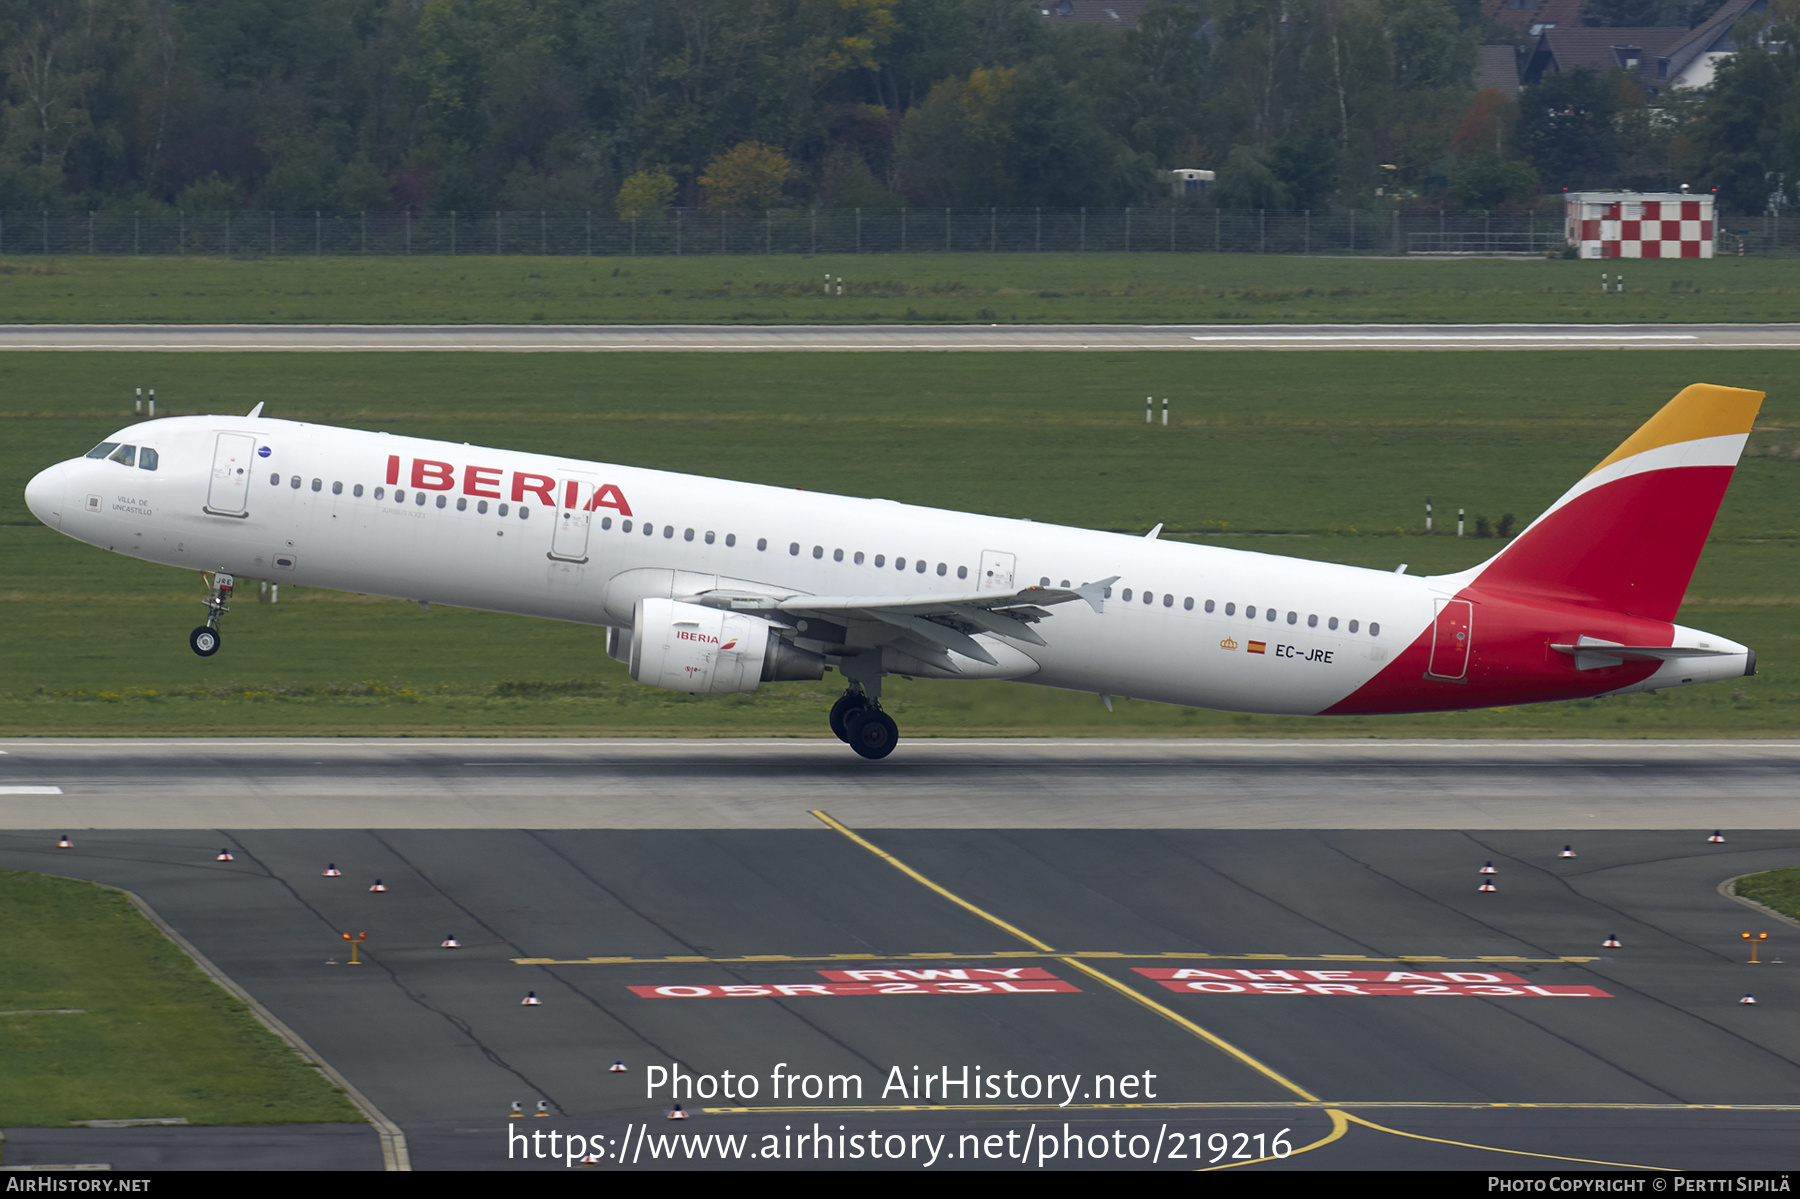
829;684;898;760
189;572;234;657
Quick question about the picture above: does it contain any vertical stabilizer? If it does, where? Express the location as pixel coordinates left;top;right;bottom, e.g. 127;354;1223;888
1468;384;1764;621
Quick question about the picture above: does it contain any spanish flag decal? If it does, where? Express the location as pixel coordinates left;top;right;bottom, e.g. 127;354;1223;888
1247;641;1266;654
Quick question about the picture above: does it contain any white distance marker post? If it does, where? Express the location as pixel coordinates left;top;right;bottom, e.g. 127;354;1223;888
1146;396;1152;424
1162;398;1169;427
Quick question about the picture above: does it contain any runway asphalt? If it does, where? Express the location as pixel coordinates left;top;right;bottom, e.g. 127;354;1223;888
3;738;1798;829
3;322;1800;352
2;819;1798;1170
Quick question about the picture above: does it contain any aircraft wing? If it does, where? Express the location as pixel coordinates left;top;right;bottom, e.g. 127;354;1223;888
699;577;1118;667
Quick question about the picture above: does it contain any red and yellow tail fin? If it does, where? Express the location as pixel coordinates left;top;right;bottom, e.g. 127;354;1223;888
1471;384;1764;621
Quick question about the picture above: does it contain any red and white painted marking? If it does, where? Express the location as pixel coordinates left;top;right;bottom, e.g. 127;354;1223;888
1136;967;1610;998
631;966;1079;998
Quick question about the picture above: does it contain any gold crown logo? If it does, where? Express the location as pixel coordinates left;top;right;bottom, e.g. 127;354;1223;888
1219;637;1239;651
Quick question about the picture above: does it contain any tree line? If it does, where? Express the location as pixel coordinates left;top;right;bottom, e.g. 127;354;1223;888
1;0;1795;220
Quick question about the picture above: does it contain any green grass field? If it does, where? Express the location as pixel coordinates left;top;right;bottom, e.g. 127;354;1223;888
0;868;363;1128
2;348;1794;737
3;253;1800;325
1735;868;1800;921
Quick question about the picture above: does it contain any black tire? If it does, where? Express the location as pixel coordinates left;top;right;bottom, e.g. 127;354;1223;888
828;693;866;743
189;626;221;657
844;708;898;760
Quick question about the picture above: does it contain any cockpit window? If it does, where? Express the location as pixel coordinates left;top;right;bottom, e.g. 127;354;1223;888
138;447;159;471
107;444;137;467
85;442;119;459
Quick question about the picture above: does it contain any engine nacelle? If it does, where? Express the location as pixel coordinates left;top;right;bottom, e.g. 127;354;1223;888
630;598;824;694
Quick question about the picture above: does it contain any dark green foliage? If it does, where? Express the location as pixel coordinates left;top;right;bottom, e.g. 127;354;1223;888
1518;69;1620;191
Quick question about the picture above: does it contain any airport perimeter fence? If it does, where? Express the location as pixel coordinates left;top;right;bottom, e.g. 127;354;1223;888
0;206;1782;257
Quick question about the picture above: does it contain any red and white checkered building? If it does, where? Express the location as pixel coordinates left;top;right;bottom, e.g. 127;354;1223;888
1566;192;1714;259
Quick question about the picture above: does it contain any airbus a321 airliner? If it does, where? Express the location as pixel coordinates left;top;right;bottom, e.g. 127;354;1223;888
24;383;1760;759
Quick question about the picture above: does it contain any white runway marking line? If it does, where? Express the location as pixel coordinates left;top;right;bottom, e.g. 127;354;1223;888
1192;334;1696;342
0;786;63;794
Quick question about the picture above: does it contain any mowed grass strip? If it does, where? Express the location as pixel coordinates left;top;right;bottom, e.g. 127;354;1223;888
0;869;363;1127
1;349;1793;736
1735;868;1800;921
3;253;1800;325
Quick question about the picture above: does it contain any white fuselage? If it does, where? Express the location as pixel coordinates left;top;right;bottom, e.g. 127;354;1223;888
26;414;1749;715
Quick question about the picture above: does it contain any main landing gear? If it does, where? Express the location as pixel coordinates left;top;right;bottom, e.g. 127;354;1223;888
189;572;234;658
830;686;898;760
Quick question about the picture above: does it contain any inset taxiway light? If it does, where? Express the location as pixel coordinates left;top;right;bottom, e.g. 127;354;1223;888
522;991;542;1006
57;835;72;849
1603;935;1621;948
1559;845;1577;858
441;934;461;948
369;879;387;893
668;1104;689;1120
216;849;234;861
1709;831;1727;843
1480;861;1497;875
323;863;342;877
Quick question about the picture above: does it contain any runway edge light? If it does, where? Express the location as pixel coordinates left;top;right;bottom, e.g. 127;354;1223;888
1559;845;1577;858
1480;861;1497;875
522;991;542;1006
216;849;233;861
1604;935;1621;948
322;863;341;877
610;1061;627;1073
369;878;387;893
57;835;71;848
1709;831;1727;843
441;934;461;948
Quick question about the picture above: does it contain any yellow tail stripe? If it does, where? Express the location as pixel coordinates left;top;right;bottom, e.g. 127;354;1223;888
1588;383;1764;474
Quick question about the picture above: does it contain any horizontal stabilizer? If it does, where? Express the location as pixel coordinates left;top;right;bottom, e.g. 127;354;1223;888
1551;635;1737;671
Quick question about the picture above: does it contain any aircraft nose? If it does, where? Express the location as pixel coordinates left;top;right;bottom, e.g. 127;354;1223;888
24;462;66;530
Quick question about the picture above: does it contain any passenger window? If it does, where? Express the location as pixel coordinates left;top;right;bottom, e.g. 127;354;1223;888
896;558;906;570
813;545;823;559
1245;605;1255;618
705;531;715;544
854;551;865;565
916;560;927;573
684;528;694;541
1203;599;1213;612
1287;611;1296;624
1164;594;1174;608
1370;622;1380;637
756;538;766;550
353;484;363;497
1328;617;1338;630
833;549;844;562
415;492;426;506
375;487;385;500
1225;603;1235;615
643;522;653;535
499;503;510;516
1041;577;1051;587
332;481;343;495
1348;620;1359;633
270;472;280;486
1307;614;1317;628
482;501;492;515
1267;609;1277;622
519;506;529;520
725;534;736;547
86;442;119;459
291;476;302;489
937;563;947;576
436;495;447;508
662;525;671;538
960;567;970;580
108;445;136;466
312;479;323;492
874;554;886;567
1122;589;1133;602
1103;586;1113;599
139;448;159;471
621;518;632;532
